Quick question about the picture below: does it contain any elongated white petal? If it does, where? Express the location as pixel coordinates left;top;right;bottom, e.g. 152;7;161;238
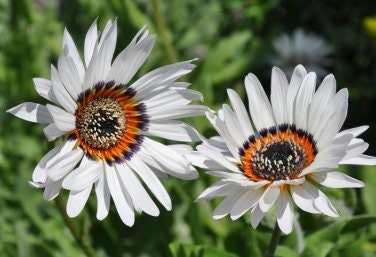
294;72;316;130
43;123;66;141
290;183;320;214
43;179;62;200
115;163;159;216
313;189;339;217
213;188;244;219
245;73;275;130
62;158;102;190
7;102;52;124
276;190;294;234
271;67;288;124
230;189;263;220
32;144;63;183
310;171;364;188
197;181;235;201
143;138;197;179
184;151;226;170
144;121;202;142
222;104;247;146
33;78;58;103
46;104;76;131
227;89;254;136
51;65;77;113
148;105;208;121
105;164;135;226
107;27;155;85
250;204;268;229
286;65;307;124
58;46;82;99
128;155;172;210
197;144;240;173
95;173;110;220
84;19;98;67
340;154;376;165
67;187;92;218
62;27;85;80
259;186;280;212
47;148;83;181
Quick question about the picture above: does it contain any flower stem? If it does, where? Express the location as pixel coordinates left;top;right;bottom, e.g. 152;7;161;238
54;195;97;257
264;222;282;257
151;0;177;63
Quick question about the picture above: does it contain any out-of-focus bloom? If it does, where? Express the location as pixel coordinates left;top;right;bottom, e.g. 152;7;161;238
190;65;376;234
7;19;207;226
363;16;376;37
271;30;333;78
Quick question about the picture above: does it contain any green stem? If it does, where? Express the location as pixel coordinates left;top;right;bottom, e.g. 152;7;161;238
264;222;282;257
151;0;177;63
54;195;97;257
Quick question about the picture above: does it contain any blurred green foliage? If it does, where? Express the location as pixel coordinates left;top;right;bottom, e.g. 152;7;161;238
1;0;376;256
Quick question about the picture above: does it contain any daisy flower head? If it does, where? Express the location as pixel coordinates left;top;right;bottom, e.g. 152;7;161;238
193;65;376;234
7;19;207;226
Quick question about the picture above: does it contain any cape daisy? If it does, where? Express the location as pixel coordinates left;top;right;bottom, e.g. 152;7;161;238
191;65;376;234
7;19;207;226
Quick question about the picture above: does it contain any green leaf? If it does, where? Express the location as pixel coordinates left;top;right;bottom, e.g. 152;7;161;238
275;246;299;257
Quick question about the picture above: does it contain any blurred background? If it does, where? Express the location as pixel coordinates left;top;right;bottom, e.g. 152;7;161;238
1;0;376;256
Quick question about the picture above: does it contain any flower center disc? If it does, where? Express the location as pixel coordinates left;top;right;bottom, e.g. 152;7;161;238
76;97;126;149
71;81;149;164
239;125;317;181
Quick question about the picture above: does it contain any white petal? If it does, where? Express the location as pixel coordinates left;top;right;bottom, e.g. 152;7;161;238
46;148;83;181
143;138;197;180
51;65;77;113
313;189;339;217
7;102;52;124
250;204;267;229
213;188;244;219
270;67;288;124
245;73;275;130
128;155;172;210
66;187;92;218
105;164;135;226
340;154;376;165
131;60;196;100
290;183;320;214
62;28;85;80
197;144;240;173
144;121;202;142
205;111;239;158
337;125;368;138
46;104;76;131
184;151;226;170
227;89;254;136
222;104;247;146
94;20;117;81
308;74;336;137
62;158;102;190
286;65;307;124
83;42;99;90
310;171;365;188
84;19;98;67
148;105;207;121
197;181;235;201
259;186;280;212
32;144;63;183
115;163;159;216
276;190;294;234
294;72;316;130
107;28;155;85
43;179;62;200
43;123;66;141
33;78;58;103
95;173;110;220
58;46;82;99
230;189;263;220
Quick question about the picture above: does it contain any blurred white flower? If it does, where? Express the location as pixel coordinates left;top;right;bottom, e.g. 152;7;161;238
271;29;334;78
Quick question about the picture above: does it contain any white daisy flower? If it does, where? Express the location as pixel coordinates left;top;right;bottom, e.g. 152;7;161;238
7;19;207;226
271;29;333;78
191;65;376;234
